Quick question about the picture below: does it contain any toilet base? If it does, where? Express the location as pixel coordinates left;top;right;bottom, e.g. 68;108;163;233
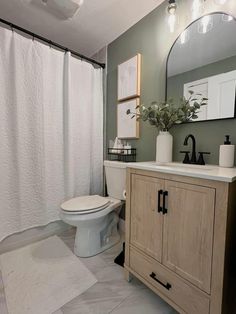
74;211;120;257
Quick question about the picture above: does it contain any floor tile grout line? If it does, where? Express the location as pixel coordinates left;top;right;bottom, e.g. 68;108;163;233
108;293;133;313
108;286;147;314
109;287;149;313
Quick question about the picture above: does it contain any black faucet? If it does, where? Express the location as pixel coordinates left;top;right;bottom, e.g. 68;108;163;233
183;134;197;163
180;134;210;165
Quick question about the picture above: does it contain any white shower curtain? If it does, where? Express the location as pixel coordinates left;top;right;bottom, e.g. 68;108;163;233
0;27;103;241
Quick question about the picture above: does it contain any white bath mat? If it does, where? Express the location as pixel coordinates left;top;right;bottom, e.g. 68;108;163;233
0;236;97;314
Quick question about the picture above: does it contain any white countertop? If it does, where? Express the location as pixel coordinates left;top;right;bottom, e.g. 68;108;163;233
127;162;236;183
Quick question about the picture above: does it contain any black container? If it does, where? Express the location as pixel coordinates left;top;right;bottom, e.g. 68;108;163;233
107;148;136;162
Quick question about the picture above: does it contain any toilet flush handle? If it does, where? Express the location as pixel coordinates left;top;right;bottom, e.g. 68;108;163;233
122;190;126;200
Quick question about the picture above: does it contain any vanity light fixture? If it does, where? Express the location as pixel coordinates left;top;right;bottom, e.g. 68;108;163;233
167;0;177;33
167;0;177;15
198;15;213;34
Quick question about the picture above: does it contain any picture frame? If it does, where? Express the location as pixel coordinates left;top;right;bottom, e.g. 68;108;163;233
117;54;141;101
117;98;140;139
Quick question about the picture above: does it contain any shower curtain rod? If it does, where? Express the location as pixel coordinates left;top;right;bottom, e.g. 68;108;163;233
0;17;105;69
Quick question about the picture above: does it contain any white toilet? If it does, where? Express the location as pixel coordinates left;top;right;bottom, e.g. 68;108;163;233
60;160;127;257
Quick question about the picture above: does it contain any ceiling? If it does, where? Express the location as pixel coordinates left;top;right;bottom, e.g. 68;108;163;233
168;13;236;77
0;0;165;57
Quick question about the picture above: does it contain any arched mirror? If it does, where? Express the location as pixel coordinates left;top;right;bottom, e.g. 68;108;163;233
166;13;236;122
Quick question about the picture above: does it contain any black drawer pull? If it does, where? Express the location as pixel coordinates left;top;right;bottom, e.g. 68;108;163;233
157;190;163;213
162;191;168;215
150;272;172;290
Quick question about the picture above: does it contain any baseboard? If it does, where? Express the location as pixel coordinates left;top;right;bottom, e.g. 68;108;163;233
119;218;125;234
0;221;70;254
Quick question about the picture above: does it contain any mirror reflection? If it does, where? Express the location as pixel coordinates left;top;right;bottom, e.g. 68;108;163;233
166;13;236;122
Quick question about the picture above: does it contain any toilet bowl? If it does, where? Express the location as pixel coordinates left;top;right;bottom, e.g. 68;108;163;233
60;161;127;257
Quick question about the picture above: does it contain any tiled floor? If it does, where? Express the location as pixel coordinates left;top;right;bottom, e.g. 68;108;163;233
0;228;177;314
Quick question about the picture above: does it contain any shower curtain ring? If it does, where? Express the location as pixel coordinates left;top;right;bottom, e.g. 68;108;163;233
10;24;14;32
32;34;35;41
49;41;52;48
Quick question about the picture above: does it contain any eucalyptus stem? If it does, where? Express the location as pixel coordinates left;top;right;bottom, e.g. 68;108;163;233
126;92;207;131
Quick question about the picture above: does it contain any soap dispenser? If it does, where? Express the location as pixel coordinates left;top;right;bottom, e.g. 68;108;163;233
219;135;235;168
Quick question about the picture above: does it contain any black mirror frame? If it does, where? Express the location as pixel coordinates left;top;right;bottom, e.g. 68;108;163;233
165;11;236;123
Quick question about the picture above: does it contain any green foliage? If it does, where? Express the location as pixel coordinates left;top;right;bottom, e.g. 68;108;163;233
126;92;207;131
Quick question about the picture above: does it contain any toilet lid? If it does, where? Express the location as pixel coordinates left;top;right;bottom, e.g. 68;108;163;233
61;195;110;213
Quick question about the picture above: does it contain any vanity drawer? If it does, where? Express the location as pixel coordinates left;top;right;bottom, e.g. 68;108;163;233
129;247;210;314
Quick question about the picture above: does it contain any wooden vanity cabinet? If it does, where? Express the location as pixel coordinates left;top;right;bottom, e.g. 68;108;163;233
130;175;164;262
124;168;236;314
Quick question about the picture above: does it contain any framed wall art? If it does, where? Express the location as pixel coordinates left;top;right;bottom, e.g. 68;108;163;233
117;98;140;139
117;54;141;101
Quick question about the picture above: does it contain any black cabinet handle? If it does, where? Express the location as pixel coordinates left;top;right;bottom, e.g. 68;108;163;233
157;190;163;213
163;191;168;215
150;272;172;290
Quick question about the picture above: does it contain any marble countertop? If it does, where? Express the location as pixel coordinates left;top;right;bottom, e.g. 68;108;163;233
127;162;236;183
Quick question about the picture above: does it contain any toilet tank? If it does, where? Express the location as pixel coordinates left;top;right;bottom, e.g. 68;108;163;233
104;160;127;200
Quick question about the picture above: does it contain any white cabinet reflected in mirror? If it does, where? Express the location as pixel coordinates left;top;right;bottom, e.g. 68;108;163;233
166;13;236;122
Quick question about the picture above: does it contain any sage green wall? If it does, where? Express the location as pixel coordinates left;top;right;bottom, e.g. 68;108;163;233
107;0;236;164
167;55;236;103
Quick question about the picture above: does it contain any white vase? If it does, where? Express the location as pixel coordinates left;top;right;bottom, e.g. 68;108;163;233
156;131;173;163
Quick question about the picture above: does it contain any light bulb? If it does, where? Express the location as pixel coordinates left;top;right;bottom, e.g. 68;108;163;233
167;0;177;15
180;29;189;44
168;14;176;33
198;15;213;34
222;14;233;22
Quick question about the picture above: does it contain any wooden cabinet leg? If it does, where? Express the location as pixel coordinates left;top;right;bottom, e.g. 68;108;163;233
124;269;133;282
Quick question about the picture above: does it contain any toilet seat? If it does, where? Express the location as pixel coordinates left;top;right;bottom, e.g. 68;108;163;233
61;195;111;215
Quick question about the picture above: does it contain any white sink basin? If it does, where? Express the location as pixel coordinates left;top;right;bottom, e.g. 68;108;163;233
127;161;236;182
148;162;215;171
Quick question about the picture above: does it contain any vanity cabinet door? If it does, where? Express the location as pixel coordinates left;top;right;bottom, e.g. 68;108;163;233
162;180;215;293
130;174;164;262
